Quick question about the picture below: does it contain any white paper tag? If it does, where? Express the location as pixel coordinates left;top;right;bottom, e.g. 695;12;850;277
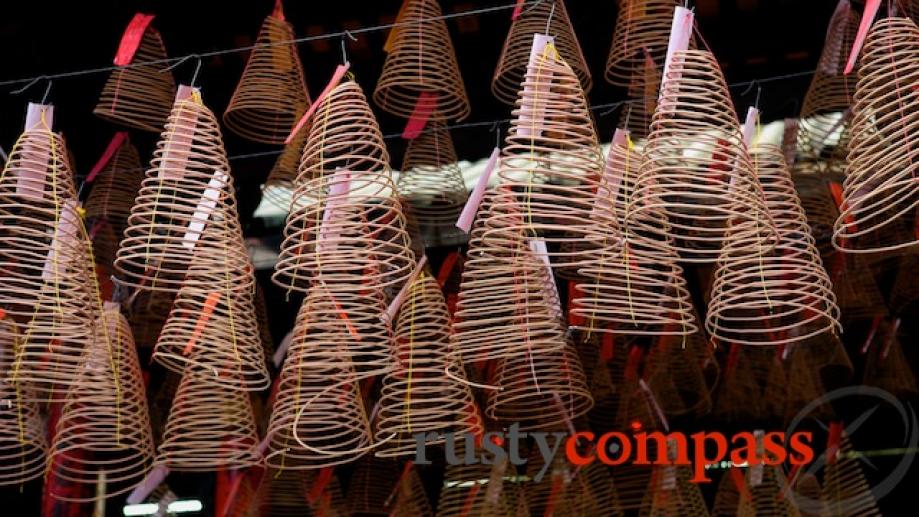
516;34;555;138
182;169;228;250
42;200;81;281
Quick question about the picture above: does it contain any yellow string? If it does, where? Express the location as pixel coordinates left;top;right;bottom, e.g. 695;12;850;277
402;273;422;435
622;135;639;326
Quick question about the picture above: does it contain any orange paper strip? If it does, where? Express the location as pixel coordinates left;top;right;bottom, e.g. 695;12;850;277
183;292;222;355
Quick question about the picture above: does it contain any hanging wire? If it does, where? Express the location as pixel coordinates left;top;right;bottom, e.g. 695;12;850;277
341;30;357;65
545;1;556;35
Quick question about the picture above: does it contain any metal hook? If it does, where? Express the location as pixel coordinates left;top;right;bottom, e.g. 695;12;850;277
754;84;762;110
40;80;53;104
161;54;194;72
341;30;357;65
490;121;503;147
599;100;625;118
10;75;48;96
190;56;203;87
545;1;556;35
623;103;633;130
740;79;759;97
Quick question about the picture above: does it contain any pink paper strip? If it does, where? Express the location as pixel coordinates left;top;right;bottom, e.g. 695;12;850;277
882;317;901;360
159;86;199;181
593;128;631;219
639;378;670;432
318;168;351;253
272;330;294;369
822;1;852;75
384;255;428;323
182;169;228;250
516;34;554;138
529;238;562;319
844;0;881;75
86;132;128;184
126;464;169;504
659;6;694;101
42;200;81;281
18;104;54;200
114;13;155;66
401;92;439;140
285;63;350;144
742;107;759;148
511;0;526;20
456;147;499;233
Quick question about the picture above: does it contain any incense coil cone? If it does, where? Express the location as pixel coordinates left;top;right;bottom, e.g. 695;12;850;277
644;335;712;419
713;346;785;424
829;254;886;320
612;464;653;514
258;468;347;517
155;365;261;471
223;13;311;144
261;130;305;212
94;24;176;132
148;370;181;447
620;71;659;141
889;255;919;314
572;137;697;336
487;43;616;265
832;17;919;254
565;462;623;516
522;439;580;515
737;467;800;517
629;50;777;262
397;119;468;247
49;307;155;502
787;472;823;517
84;137;144;240
706;145;841;346
821;432;882;516
492;0;591;105
711;469;741;517
128;289;176;349
449;194;566;364
485;339;593;431
347;457;432;516
375;274;480;457
863;327;918;398
641;465;709;517
374;0;470;121
151;240;269;391
797;2;859;161
782;346;833;425
115;94;250;293
273;80;415;294
252;283;275;366
792;168;840;258
435;442;520;517
265;292;373;469
0;319;46;486
605;0;686;88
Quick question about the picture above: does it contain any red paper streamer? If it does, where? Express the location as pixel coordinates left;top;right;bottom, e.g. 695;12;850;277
401;92;439;140
86;132;128;183
114;13;156;66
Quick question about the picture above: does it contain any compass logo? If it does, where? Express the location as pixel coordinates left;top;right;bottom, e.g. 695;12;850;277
783;386;919;514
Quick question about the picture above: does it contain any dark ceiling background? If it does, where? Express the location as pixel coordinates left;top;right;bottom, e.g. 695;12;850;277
0;0;848;228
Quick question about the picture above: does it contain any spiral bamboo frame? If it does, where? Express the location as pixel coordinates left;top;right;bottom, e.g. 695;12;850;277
572;136;697;336
374;0;470;120
449;193;567;365
115;92;250;294
273;80;415;294
0;319;46;486
629;50;777;262
94;24;176;133
797;1;859;161
151;239;268;391
223;13;311;144
605;0;685;88
821;432;882;517
832;17;919;254
707;145;841;346
49;307;155;502
486;42;617;266
492;0;591;105
397;119;468;247
264;291;373;469
486;339;593;431
375;273;480;456
640;465;709;517
155;365;261;471
261;130;305;212
84;137;144;241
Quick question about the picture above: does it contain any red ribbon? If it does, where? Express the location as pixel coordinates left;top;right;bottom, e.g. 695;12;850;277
511;0;526;20
114;13;156;66
87;132;128;183
402;92;439;140
306;467;335;504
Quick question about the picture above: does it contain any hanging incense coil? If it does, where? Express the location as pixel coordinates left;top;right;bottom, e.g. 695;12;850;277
258;468;347;517
449;193;566;365
49;306;155;502
261;130;305;212
435;442;521;517
833;17;919;254
629;50;777;262
223;11;311;144
572;134;697;336
273;80;415;294
252;283;275;365
155;365;261;471
397;119;468;247
713;346;786;424
83;136;144;240
128;289;176;349
707;145;841;346
115;92;250;293
486;41;616;265
374;0;470;120
612;464;654;514
640;465;709;517
797;1;859;161
0;318;46;486
821;432;882;516
710;469;741;517
792;169;840;258
644;334;712;419
605;0;686;88
619;65;660;141
486;339;593;431
264;291;373;469
94;23;176;132
375;274;480;457
347;457;432;516
148;370;181;447
828;253;887;320
492;0;591;104
782;345;834;424
788;472;823;517
737;466;800;517
863;322;918;397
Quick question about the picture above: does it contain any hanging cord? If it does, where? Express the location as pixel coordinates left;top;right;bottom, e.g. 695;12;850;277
340;31;357;66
